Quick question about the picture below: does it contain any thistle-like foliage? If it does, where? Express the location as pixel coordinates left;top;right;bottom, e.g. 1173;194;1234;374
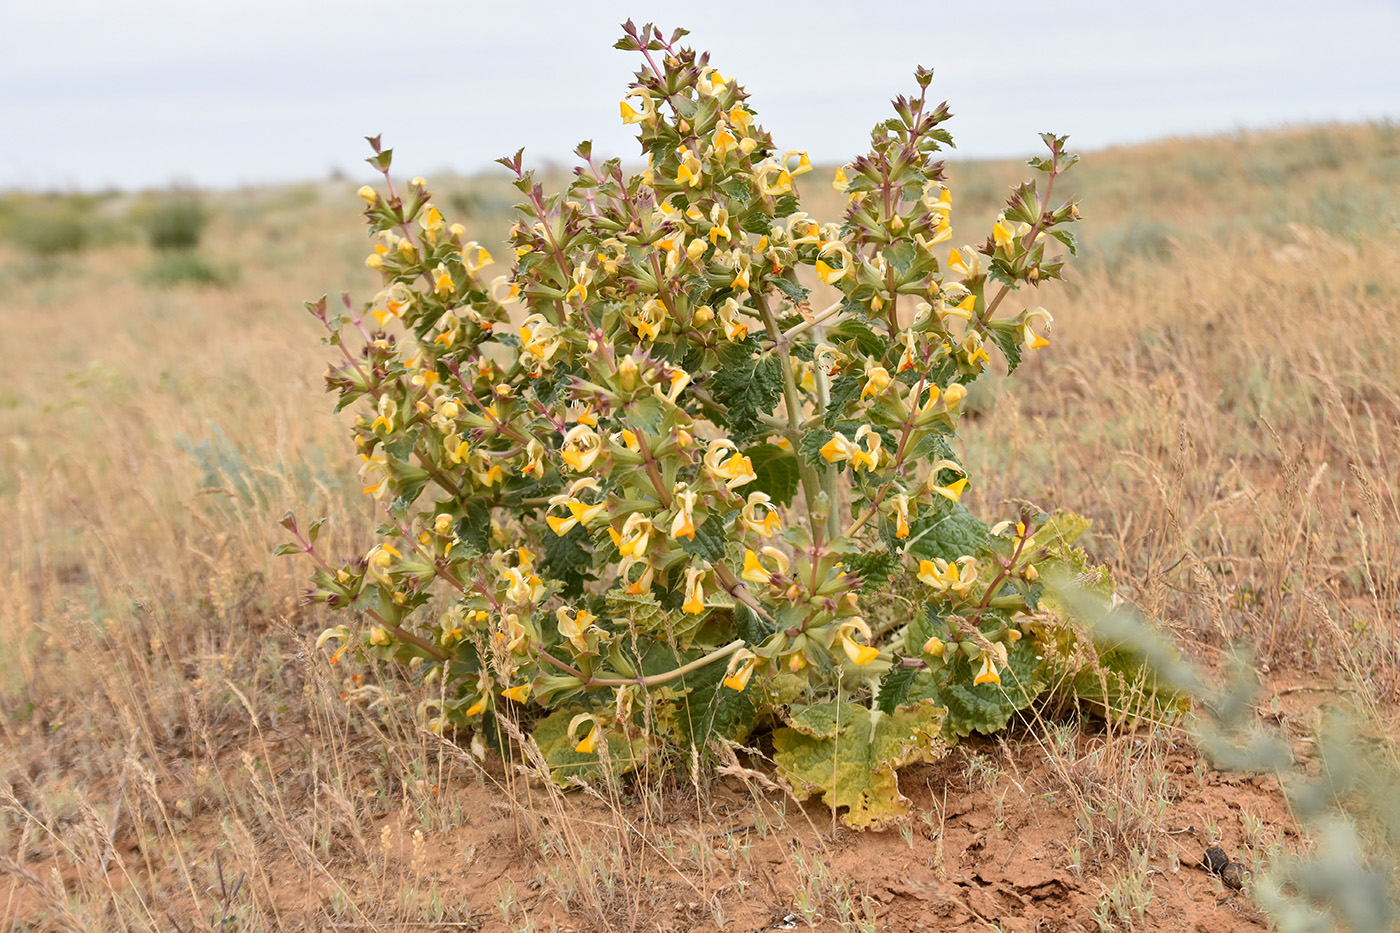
285;22;1122;826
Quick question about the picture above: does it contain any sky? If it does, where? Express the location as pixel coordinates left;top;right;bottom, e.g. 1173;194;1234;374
3;0;1399;191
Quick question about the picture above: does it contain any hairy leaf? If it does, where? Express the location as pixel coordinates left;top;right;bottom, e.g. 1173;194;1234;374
906;498;990;563
744;443;801;508
772;698;948;829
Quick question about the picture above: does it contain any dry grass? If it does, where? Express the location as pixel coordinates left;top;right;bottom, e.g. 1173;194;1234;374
2;121;1398;931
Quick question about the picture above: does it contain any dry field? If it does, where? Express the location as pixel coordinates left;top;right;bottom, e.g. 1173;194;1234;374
2;121;1398;932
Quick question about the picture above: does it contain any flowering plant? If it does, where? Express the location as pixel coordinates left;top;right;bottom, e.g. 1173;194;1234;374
284;23;1171;827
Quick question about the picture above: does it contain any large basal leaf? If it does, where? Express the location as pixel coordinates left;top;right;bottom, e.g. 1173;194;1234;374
605;589;711;649
771;698;948;829
530;705;648;787
902;636;1047;742
638;643;759;746
1028;516;1191;725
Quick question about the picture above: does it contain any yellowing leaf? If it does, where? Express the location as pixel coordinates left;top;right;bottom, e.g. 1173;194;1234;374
772;698;947;829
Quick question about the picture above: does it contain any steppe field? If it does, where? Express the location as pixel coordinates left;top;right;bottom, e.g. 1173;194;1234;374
2;121;1399;932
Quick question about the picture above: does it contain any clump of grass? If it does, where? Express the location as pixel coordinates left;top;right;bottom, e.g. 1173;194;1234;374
139;193;209;251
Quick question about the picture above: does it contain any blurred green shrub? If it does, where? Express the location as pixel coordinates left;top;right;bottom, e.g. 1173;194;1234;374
139;194;209;251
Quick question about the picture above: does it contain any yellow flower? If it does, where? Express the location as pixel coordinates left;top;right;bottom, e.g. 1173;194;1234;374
420;205;444;234
755;159;792;196
897;331;919;373
501;565;543;605
917;555;979;599
712;125;737;161
850;425;883;472
620;89;655;124
922;636;945;658
723;649;758;692
461;241;494;274
433;264;454;297
993;216;1016;250
815;241;852;284
741;492;782;538
520;438;546;477
371;395;397;433
570;714;602;754
921;181;951;213
832;167;850;192
718;297;748;341
468;449;504;487
365;543;400;588
892;494;911;539
670;485;698;541
959;333;990;369
1023;307;1053;351
704;439;757;489
560;424;602;472
927;459;968;502
633;297;667;342
565;263;595;304
835;617;879;666
617;513;654;558
369;626;393;646
676;146;703;188
708;204;731;245
518;312;560;364
555;607;598;652
619;554;654;595
861;362;891;400
682;566;706;615
947;246;982;277
357;185;378;203
782;150;813;176
359;451;388;498
501;683;532;703
741;546;789;584
974;652;1001;686
546;478;606;536
728;105;753;135
465;694;489;717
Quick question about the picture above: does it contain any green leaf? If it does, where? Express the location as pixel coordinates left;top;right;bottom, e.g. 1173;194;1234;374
605;589;710;649
542;523;594;598
987;324;1023;375
1047;228;1078;256
799;427;835;469
680;510;731;564
531;705;647;787
935;638;1045;740
639;642;759;746
744;443;801;508
772;699;948;829
707;349;784;443
772;277;810;305
876;665;921;715
823;374;863;428
827;318;887;361
456;500;492;554
906;499;990;563
844;549;899;594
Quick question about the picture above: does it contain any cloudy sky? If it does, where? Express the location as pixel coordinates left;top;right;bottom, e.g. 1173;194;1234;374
4;0;1398;191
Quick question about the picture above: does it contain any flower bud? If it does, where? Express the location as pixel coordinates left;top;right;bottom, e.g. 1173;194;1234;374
357;185;378;204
